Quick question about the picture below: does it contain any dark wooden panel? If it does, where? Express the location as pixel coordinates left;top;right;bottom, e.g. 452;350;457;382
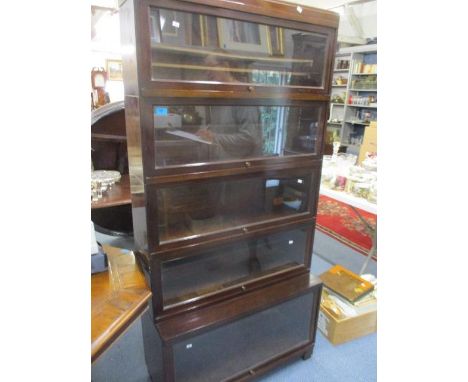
157;272;321;342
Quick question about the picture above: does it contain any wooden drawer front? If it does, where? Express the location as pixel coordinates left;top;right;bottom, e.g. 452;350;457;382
159;225;314;310
172;289;316;382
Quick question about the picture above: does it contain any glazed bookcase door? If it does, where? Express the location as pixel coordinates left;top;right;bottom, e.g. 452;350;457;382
158;226;313;310
150;103;326;169
146;167;320;249
134;0;337;97
171;289;316;382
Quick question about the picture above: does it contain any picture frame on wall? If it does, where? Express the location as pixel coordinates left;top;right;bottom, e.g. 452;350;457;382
105;60;123;81
217;18;269;54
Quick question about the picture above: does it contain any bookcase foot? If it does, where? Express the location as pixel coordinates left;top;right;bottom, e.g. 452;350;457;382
301;347;313;360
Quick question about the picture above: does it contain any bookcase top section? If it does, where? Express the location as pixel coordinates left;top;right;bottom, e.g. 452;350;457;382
120;0;340;29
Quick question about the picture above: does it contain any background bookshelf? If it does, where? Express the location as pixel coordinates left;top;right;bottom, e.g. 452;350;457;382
326;45;377;158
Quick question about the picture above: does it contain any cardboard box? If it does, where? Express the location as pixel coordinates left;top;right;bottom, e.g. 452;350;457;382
358;121;377;164
317;299;377;345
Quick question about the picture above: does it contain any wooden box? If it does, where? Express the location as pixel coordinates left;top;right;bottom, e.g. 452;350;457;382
317;298;377;345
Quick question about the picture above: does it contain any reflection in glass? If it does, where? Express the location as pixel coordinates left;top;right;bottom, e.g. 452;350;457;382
153;105;322;167
156;174;313;243
161;229;307;307
149;7;328;88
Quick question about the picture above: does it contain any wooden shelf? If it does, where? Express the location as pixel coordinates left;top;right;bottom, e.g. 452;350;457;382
333;69;349;72
351;73;377;76
152;62;309;77
151;43;314;64
91;174;131;209
349;88;377;92
327;121;342;125
332;84;347;87
159;206;304;245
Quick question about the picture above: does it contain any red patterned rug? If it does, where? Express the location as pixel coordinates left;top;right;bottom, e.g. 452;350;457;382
316;194;377;259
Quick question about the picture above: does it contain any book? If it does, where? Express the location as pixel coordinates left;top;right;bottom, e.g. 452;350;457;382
319;265;374;303
321;287;377;320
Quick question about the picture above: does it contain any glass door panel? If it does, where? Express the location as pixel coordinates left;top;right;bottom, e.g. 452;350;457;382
153;104;324;167
173;291;314;382
149;7;329;89
155;171;316;244
161;228;309;307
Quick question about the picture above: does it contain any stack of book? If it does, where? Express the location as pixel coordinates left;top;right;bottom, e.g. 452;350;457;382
317;265;377;345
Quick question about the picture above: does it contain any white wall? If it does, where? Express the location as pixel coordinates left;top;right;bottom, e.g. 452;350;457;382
91;8;123;102
284;0;377;42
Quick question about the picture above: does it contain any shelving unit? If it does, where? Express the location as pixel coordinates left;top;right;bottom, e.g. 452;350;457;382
325;45;377;156
119;1;338;381
325;52;351;153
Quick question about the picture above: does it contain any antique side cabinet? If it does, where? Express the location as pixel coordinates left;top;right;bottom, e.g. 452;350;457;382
119;0;338;380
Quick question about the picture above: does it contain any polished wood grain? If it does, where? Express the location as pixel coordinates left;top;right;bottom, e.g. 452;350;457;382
91;245;152;362
91;174;131;209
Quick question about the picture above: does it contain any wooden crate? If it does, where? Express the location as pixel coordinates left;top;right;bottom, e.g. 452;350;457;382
317;303;377;345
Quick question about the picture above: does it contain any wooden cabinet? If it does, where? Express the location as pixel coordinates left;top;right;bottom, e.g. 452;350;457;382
119;0;338;380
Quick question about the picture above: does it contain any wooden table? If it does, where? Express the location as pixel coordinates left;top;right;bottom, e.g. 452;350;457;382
91;245;151;362
91;174;131;209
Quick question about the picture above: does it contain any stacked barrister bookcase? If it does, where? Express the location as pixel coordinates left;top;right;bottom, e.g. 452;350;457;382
119;0;338;380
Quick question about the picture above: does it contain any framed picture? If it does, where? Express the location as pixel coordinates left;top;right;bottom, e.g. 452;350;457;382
199;15;219;47
217;18;269;54
105;59;123;81
159;9;190;46
267;26;285;56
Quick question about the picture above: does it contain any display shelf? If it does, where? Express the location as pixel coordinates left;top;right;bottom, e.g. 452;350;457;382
345;120;372;125
333;69;349;73
326;46;377;158
158;206;308;245
151;43;315;64
347;104;377;108
331;103;345;106
340;142;361;149
152;62;310;77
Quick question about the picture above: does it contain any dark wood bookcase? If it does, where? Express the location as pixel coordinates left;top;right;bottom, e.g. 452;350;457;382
119;0;338;380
